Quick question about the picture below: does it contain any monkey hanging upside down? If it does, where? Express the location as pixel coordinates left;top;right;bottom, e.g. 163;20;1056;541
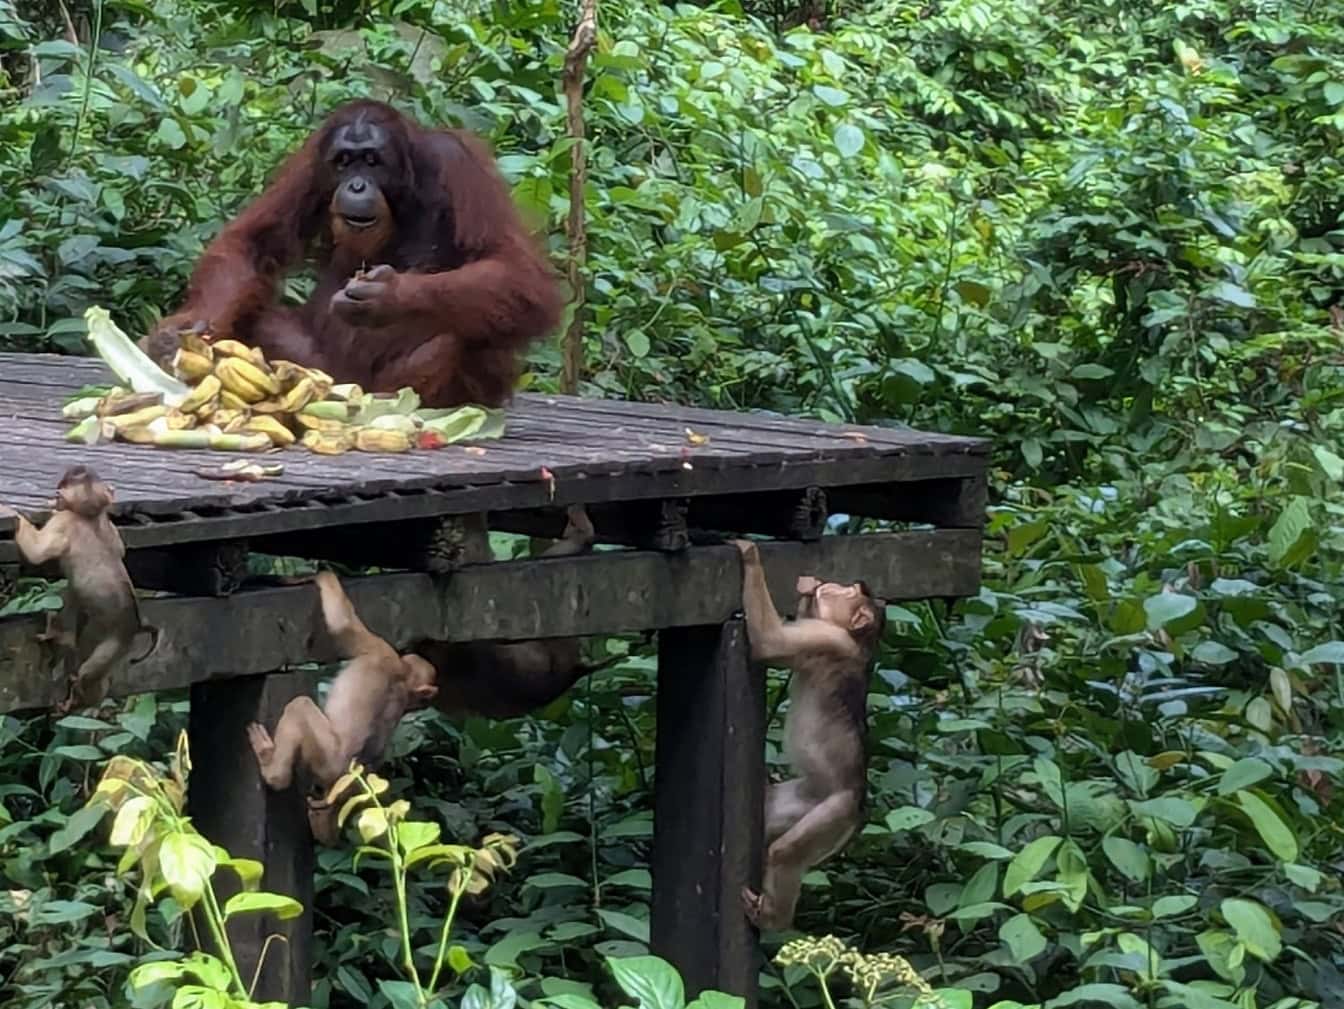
730;538;886;931
247;570;439;836
0;466;159;714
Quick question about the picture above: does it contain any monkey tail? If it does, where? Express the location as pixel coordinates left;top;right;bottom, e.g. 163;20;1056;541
129;624;161;664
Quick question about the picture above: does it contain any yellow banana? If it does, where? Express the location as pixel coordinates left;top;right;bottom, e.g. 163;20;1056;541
173;349;215;383
97;391;164;417
209;431;273;453
355;428;413;453
295;413;350;433
179;331;214;360
211;339;268;368
105;404;169;430
278;377;319;413
243;415;297;447
117;425;157;444
163;410;198;430
216;357;280;402
301;429;355;455
179;374;222;414
151;429;213;449
219;389;251;411
269;360;311;389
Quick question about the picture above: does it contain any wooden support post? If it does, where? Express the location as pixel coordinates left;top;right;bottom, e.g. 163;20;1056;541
0;563;15;610
652;620;764;1006
187;671;314;1005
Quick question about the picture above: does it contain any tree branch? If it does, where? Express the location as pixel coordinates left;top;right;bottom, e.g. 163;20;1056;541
561;0;598;395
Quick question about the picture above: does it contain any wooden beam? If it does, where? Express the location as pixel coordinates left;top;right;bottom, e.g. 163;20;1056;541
187;671;315;1005
651;620;764;1006
125;540;251;596
0;531;981;714
827;473;988;529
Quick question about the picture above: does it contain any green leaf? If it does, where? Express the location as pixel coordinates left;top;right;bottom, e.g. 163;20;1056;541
159;832;217;909
1191;641;1237;665
1235;791;1298;861
833;123;864;158
155;119;187;150
1220;898;1282;961
1130;796;1197;828
1217;758;1273;796
448;945;474;974
999;913;1047;961
812;84;848;106
1268;497;1313;568
1046;983;1143;1009
597;909;650;942
607;955;684;1009
1312;445;1344;481
886;806;935;831
48;802;108;856
379;980;423;1009
1101;836;1149;882
1143;592;1196;630
1298;641;1344;665
626;330;651;359
686;994;745;1009
223;892;304;921
1004;835;1061;896
1069;364;1114;380
1152;894;1197;918
397;820;440;856
1207;281;1256;308
1325;81;1344;105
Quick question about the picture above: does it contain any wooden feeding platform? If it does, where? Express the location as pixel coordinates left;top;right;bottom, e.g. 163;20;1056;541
0;351;990;1006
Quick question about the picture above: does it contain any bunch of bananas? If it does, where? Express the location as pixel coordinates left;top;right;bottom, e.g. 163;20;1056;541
65;326;505;457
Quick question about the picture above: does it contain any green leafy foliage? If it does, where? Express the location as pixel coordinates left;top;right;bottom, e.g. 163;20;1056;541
1;0;1343;1007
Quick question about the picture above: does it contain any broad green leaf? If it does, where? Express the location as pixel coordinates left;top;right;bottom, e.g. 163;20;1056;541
1046;983;1143;1009
1217;758;1273;796
1191;641;1237;665
999;913;1047;961
155;119;187;150
1267;497;1312;568
833;123;864;158
1004;835;1061;897
1130;796;1197;828
1143;591;1196;630
1102;836;1149;882
223;892;303;921
626;330;650;359
1152;894;1197;918
1208;281;1256;308
159;832;216;909
1313;445;1344;481
109;795;153;847
1298;641;1344;666
379;980;423;1009
607;955;684;1009
886;806;935;831
48;802;109;856
812;84;848;106
397;820;440;856
1235;791;1298;861
1220;898;1281;961
597;909;650;941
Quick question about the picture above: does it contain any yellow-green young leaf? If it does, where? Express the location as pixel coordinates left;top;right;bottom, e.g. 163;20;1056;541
1269;668;1293;714
219;856;264;892
109;796;154;848
1236;791;1298;862
1055;839;1089;912
159;833;216;909
1221;898;1282;962
358;806;389;843
448;944;474;975
397;820;441;857
1004;835;1062;897
223;892;304;921
129;960;189;989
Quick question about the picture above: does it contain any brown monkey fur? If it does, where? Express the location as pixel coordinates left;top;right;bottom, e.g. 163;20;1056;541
0;466;158;714
247;571;438;823
412;504;605;720
730;538;885;931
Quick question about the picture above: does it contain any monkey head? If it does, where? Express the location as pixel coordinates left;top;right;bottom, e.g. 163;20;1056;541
55;466;114;519
400;652;439;710
319;103;410;258
797;575;886;648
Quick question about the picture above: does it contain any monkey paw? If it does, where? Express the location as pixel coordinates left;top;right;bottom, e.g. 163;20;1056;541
730;539;759;561
245;722;276;762
741;885;764;926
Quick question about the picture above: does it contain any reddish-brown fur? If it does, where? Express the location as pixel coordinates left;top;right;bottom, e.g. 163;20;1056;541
146;100;563;407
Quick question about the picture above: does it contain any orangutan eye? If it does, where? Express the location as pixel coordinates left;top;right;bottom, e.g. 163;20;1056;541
365;152;379;166
335;152;350;169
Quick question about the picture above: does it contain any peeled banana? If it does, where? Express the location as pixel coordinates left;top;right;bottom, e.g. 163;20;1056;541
355;428;412;453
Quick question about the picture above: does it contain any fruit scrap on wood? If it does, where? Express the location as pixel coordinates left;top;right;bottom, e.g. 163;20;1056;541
67;305;508;458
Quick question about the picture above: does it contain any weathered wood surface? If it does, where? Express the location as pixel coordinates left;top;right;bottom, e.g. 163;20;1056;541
0;530;980;713
0;353;989;562
652;620;764;1006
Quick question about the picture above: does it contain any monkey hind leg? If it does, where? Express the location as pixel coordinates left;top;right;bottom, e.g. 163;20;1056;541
61;635;128;713
251;696;347;791
749;789;861;931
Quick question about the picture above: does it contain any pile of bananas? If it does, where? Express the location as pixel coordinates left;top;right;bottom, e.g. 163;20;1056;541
65;329;502;456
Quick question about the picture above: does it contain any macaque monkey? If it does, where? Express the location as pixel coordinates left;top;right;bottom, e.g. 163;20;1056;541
247;571;438;830
0;466;158;714
731;538;886;931
413;505;614;720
